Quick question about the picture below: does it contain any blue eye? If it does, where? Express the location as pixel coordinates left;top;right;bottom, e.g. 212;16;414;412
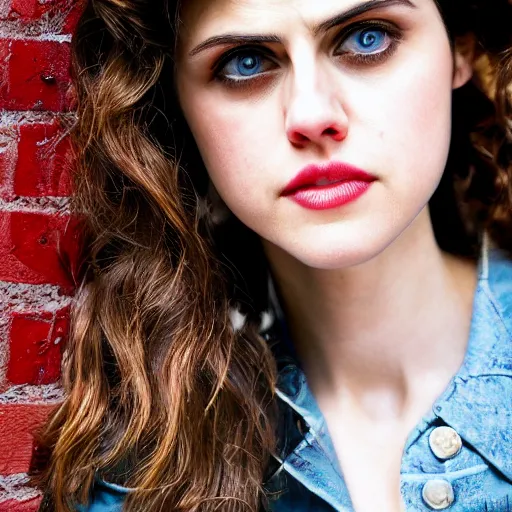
218;52;275;81
339;27;390;55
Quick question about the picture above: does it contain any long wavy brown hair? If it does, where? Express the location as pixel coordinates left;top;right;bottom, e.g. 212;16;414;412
30;0;512;511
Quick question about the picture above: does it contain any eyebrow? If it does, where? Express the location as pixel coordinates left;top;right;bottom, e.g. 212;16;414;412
314;0;415;34
188;0;416;57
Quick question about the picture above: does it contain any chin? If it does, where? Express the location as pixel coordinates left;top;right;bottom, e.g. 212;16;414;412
295;247;380;270
285;231;395;270
281;203;431;270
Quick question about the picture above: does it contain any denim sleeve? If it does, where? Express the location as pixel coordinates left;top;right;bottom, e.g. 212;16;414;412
75;480;128;512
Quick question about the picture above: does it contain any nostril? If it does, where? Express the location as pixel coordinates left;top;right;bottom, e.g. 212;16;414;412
322;127;338;136
289;131;310;144
287;122;347;145
323;125;346;142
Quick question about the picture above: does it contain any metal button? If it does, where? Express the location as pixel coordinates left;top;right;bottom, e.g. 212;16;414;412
429;426;462;460
422;479;455;509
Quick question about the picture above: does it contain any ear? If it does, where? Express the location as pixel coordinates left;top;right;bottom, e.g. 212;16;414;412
452;33;477;89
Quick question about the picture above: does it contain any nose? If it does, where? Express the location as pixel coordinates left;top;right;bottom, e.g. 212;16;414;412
287;116;347;146
285;65;348;149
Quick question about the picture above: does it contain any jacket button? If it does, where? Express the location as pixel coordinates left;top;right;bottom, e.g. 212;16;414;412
429;426;462;460
422;479;455;509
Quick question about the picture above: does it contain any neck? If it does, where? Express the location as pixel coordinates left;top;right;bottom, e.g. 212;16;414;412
264;210;477;421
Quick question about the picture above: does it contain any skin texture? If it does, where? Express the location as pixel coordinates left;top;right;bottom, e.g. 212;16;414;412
177;0;469;269
176;1;477;510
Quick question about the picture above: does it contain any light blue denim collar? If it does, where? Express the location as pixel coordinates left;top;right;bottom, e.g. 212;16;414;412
267;236;512;493
425;241;512;481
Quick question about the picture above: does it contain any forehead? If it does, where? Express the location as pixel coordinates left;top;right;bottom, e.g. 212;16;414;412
177;0;424;53
180;0;340;23
178;0;321;44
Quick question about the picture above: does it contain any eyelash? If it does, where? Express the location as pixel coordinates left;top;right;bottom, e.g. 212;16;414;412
212;46;276;88
335;20;403;64
212;20;403;88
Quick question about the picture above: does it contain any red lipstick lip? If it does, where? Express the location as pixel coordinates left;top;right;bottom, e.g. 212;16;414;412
281;162;377;211
282;162;376;196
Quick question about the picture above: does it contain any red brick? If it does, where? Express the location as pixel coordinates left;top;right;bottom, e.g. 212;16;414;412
7;308;69;385
1;0;85;32
14;121;73;197
8;0;57;19
0;41;10;105
0;498;41;512
0;404;55;474
0;127;18;201
0;40;72;112
0;211;80;293
9;0;49;19
63;0;87;32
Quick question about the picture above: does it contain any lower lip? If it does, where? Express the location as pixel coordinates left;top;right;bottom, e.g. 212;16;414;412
286;180;374;210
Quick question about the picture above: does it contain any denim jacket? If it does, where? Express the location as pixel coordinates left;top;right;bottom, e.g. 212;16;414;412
77;242;512;511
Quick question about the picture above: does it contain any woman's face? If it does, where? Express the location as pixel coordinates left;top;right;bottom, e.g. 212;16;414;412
176;0;472;269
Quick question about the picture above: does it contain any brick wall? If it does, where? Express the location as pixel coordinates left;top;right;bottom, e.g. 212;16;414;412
0;1;83;510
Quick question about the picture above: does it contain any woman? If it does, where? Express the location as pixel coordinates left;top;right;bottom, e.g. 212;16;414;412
31;0;512;510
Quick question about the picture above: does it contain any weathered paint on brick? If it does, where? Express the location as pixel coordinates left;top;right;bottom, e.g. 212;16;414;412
0;0;83;506
0;404;56;474
1;0;85;33
0;211;79;292
7;308;69;385
5;0;69;21
0;125;17;200
0;39;72;112
0;498;41;512
14;120;72;197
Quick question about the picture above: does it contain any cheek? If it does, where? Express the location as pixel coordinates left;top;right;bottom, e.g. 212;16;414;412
183;93;281;212
358;42;454;198
398;61;453;198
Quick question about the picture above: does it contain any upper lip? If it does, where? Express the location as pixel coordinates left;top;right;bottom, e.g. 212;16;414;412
281;162;377;196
